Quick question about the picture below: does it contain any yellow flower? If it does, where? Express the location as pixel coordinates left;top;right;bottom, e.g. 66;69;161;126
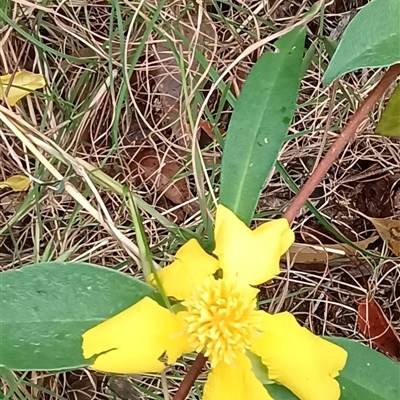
0;71;45;106
82;205;347;400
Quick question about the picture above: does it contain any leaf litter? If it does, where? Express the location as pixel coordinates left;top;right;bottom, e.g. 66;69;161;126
130;148;198;215
286;235;379;264
357;298;400;359
351;208;400;256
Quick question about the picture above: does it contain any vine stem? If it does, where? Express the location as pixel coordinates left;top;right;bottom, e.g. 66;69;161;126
173;63;400;400
283;64;400;224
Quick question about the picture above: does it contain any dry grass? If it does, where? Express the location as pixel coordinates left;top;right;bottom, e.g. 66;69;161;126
1;0;399;398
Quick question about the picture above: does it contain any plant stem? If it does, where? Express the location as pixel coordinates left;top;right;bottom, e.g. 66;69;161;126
172;354;207;400
174;64;400;399
284;63;400;224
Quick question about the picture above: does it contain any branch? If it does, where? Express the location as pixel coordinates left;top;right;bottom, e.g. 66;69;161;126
172;354;207;400
284;63;400;224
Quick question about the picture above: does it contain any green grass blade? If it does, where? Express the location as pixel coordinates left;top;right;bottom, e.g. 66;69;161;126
123;189;172;311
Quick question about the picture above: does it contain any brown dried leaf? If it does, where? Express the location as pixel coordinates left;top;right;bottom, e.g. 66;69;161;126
154;40;182;122
285;236;378;263
368;217;400;256
67;372;98;400
357;298;400;358
0;192;25;215
199;120;225;140
153;17;213;128
130;149;196;213
108;376;143;400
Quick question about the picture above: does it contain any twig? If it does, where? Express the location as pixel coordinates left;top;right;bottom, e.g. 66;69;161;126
161;369;170;400
284;64;400;224
172;354;207;400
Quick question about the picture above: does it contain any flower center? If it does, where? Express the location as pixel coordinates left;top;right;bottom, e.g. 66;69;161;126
182;276;263;367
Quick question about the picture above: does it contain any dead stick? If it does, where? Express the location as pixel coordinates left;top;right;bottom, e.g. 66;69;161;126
172;354;207;400
173;64;400;400
284;64;400;224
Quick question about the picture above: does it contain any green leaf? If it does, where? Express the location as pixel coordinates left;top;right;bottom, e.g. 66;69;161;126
322;36;338;59
301;42;316;78
329;337;400;400
324;0;400;84
376;83;400;137
251;352;299;398
264;384;298;400
0;262;159;370
247;351;274;385
220;27;306;225
263;337;400;400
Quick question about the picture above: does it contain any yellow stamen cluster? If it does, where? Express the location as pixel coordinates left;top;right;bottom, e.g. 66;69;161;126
183;277;263;368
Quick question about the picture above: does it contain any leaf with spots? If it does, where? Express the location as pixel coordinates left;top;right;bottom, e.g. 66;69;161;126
0;262;160;370
328;337;400;400
220;27;306;225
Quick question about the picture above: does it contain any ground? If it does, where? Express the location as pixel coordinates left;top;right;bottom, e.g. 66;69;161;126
0;0;399;399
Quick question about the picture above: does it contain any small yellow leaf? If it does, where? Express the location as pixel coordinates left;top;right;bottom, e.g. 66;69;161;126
0;71;45;106
368;217;400;256
0;175;30;191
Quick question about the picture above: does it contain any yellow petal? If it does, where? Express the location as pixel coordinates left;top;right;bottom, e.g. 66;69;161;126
82;297;189;374
150;239;219;300
0;175;30;191
0;71;45;106
251;312;347;400
214;205;294;286
203;354;273;400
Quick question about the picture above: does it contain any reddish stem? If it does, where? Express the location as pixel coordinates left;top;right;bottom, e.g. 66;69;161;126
172;354;207;400
284;64;400;224
173;64;400;399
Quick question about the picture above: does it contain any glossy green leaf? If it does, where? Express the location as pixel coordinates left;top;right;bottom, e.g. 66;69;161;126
220;27;306;225
324;0;400;84
376;83;400;137
263;337;400;400
0;262;159;370
329;337;400;400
